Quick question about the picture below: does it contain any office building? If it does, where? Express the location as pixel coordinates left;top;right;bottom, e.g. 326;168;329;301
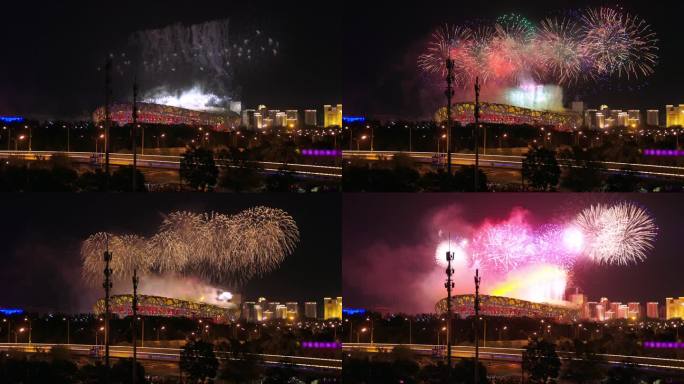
647;302;659;319
666;297;684;319
304;110;318;127
324;297;343;320
628;302;641;319
305;302;318;319
666;105;684;127
323;104;342;127
647;110;660;127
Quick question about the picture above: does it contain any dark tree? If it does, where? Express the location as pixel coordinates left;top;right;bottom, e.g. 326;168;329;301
605;362;642;384
605;167;641;192
219;340;264;384
180;339;219;383
109;166;146;192
522;337;561;384
560;147;605;192
109;358;146;384
522;146;560;191
217;147;264;192
180;146;219;191
451;358;488;384
562;339;605;384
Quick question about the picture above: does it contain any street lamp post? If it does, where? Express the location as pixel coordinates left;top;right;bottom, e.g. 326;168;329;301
103;244;112;369
63;317;70;344
445;57;455;175
4;318;10;343
474;77;481;191
132;78;139;192
132;268;139;384
474;269;481;384
445;249;455;368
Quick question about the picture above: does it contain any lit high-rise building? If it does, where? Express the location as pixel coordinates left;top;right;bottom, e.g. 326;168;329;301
275;112;287;127
242;301;256;322
666;105;684;127
596;113;606;129
304;302;318;319
324;297;342;320
647;110;660;127
569;292;586;307
618;304;629;319
605;310;615;320
304;110;317;127
263;310;274;321
276;305;288;319
666;297;684;319
254;113;263;129
242;109;256;129
286;110;298;129
323;104;343;127
628;110;641;127
628;302;641;319
610;302;621;315
286;302;299;318
647;302;659;319
596;304;605;321
585;301;598;320
584;109;598;128
617;112;629;127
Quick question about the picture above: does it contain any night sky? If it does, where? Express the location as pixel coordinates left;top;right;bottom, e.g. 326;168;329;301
343;0;684;120
0;194;341;314
343;194;684;314
0;1;341;120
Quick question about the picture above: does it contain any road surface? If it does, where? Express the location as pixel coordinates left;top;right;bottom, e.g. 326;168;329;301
343;342;684;372
343;150;684;179
0;342;341;371
0;150;342;178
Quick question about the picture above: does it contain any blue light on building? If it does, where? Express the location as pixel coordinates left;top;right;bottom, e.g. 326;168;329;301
0;116;25;123
342;308;367;316
342;116;366;124
0;308;24;316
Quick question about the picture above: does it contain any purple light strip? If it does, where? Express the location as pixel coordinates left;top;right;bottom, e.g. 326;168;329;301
301;341;341;349
643;341;684;349
643;149;684;157
301;149;342;157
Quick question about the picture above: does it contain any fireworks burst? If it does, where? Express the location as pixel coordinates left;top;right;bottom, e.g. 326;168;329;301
419;7;658;87
575;202;657;266
580;7;658;79
81;207;299;287
81;233;153;284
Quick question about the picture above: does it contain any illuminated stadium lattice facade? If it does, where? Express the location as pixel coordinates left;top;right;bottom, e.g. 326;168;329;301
436;295;579;322
94;294;239;324
436;102;581;130
92;102;240;130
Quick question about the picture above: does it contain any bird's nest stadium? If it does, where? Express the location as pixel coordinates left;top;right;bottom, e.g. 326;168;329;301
94;294;240;324
435;295;580;322
92;102;240;131
436;102;582;130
